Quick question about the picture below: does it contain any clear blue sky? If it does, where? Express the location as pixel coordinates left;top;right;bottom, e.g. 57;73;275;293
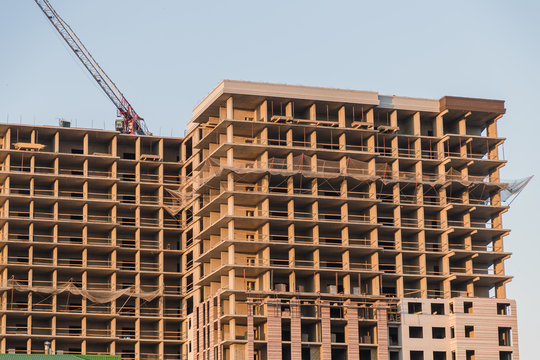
1;0;539;356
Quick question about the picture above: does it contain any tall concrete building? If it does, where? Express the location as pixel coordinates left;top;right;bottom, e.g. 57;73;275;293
0;81;518;360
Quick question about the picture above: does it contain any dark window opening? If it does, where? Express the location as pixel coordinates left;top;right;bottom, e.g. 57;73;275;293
186;229;193;247
185;138;193;159
409;326;423;338
186;252;193;270
434;352;447;360
185;162;193;177
408;302;422;314
186;207;193;224
359;349;371;360
389;327;399;346
431;303;445;315
281;329;290;341
186;297;193;315
186;274;193;292
497;303;510;315
432;327;446;339
498;327;512;346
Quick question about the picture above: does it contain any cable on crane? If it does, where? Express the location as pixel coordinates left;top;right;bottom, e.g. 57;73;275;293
33;0;149;135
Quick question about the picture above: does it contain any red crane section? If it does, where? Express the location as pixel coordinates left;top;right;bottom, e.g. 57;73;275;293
34;0;149;135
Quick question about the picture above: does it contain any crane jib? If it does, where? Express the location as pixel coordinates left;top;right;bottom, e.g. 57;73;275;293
33;0;149;135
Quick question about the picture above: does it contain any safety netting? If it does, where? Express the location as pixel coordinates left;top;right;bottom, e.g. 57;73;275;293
3;279;161;303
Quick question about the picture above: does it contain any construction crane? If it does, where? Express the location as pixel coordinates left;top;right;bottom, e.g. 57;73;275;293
33;0;149;135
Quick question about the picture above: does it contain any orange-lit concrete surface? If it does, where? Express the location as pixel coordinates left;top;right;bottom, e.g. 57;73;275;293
0;80;518;360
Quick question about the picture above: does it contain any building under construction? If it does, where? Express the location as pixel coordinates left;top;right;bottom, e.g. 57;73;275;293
0;80;520;360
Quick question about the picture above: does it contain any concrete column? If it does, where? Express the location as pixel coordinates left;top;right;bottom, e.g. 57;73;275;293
226;124;234;143
390;110;398;157
309;104;316;121
226;97;234;120
257;100;268;122
285;102;293;118
338;106;346;128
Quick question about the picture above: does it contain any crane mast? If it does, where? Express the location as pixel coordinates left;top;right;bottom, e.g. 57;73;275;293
34;0;149;135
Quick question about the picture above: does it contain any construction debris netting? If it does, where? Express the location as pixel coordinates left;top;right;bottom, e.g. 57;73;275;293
162;156;380;214
4;279;161;303
162;157;530;215
191;156;377;184
164;187;194;216
500;175;533;204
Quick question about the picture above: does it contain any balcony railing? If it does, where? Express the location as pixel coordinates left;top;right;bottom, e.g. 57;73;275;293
447;219;497;229
402;264;422;275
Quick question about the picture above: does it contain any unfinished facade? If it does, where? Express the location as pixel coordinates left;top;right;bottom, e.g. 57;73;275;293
0;126;185;359
185;81;518;360
0;80;519;360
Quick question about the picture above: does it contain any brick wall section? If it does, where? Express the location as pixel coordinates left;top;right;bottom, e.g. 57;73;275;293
376;304;389;360
320;302;332;360
290;300;302;360
209;298;215;360
199;303;205;360
346;305;359;360
513;302;520;360
217;299;222;360
451;298;519;360
266;300;282;360
246;300;254;360
400;298;520;360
